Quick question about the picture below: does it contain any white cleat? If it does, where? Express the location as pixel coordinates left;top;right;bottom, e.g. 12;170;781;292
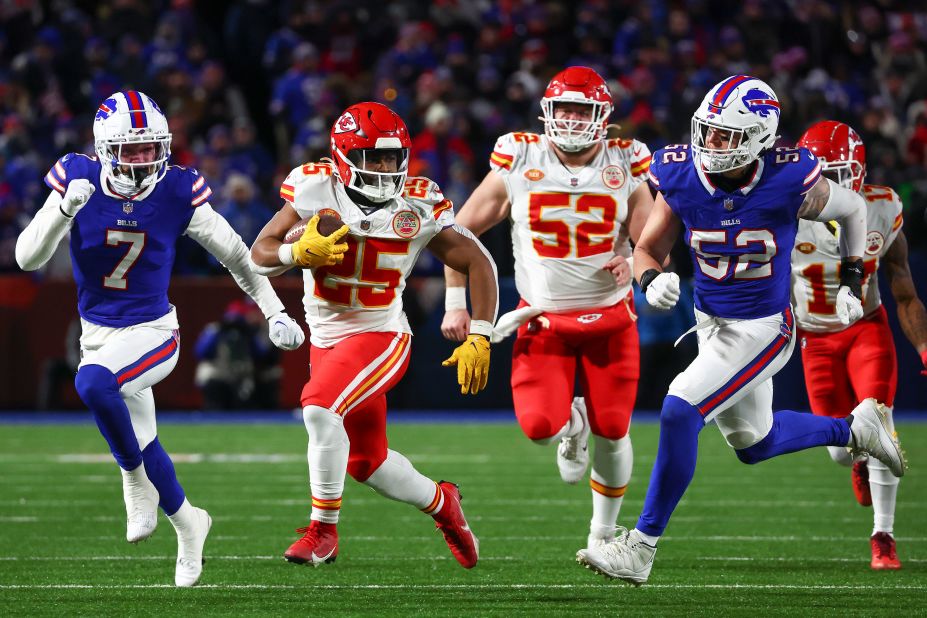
576;527;656;586
848;398;907;478
557;397;591;484
121;463;159;544
174;506;212;587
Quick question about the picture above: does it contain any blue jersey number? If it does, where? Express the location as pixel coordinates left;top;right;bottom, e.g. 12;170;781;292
689;229;777;281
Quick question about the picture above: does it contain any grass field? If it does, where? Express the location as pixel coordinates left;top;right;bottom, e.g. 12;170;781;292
0;419;924;616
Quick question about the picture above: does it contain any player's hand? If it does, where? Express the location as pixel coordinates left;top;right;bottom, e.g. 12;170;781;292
645;272;681;310
291;215;350;268
835;285;864;325
604;254;632;287
61;179;95;217
442;334;490;395
441;309;471;342
267;312;305;350
491;306;543;343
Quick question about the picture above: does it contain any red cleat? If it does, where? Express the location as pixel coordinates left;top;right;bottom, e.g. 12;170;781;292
284;521;338;566
433;481;479;569
851;460;872;507
870;532;901;570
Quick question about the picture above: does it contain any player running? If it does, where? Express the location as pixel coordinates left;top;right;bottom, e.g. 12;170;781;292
15;91;305;587
792;120;927;570
250;102;498;569
576;75;907;585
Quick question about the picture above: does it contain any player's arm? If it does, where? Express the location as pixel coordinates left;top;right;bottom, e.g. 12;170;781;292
250;202;302;276
442;170;510;341
15;182;94;271
798;177;867;323
882;231;927;372
604;181;656;286
633;192;682;310
430;224;499;394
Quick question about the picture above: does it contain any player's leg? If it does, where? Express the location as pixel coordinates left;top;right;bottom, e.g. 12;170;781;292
511;326;577;444
577;321;638;548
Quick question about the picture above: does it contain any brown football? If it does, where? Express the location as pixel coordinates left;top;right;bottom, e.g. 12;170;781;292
284;213;344;243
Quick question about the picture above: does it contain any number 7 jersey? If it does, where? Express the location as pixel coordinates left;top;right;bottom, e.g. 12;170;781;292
490;132;651;312
791;184;903;332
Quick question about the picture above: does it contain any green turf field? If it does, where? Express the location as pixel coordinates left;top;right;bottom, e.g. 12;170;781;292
0;420;924;616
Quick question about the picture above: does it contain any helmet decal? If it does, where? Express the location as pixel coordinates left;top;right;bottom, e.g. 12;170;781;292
334;111;359;134
95;97;118;121
741;88;780;119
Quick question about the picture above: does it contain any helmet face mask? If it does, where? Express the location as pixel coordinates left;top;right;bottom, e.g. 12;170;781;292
797;120;866;192
539;66;612;152
345;147;410;202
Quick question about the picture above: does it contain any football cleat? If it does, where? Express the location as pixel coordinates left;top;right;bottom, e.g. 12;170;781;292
174;506;211;587
433;481;479;569
121;463;159;544
586;533;616;551
851;459;872;507
576;527;656;586
284;521;339;566
847;399;906;478
557;397;591;484
870;532;901;570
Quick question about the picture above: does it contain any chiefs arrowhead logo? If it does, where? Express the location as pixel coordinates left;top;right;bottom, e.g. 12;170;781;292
334;112;358;134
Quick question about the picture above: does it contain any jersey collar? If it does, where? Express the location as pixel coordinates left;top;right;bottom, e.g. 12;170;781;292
695;157;765;197
99;166;156;201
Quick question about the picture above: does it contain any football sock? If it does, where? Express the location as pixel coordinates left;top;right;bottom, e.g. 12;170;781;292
363;449;444;514
566;397;588;438
303;405;348;524
826;445;854;466
734;410;850;464
589;434;632;538
637;395;704;537
868;458;898;535
141;437;185;515
74;364;143;470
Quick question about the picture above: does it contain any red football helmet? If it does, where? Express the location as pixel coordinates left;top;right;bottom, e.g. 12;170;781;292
539;66;612;152
797;120;866;192
331;102;411;202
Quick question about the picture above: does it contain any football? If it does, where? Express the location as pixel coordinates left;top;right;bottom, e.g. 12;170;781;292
284;213;344;243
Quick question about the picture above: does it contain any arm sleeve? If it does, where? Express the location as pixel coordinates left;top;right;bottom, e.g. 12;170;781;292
185;204;286;318
15;190;73;271
813;179;867;259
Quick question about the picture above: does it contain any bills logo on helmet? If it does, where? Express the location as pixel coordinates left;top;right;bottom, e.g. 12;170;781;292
334;112;358;134
866;231;884;255
95;97;118;121
741;88;780;119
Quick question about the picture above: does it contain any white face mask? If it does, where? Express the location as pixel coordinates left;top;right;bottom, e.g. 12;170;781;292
341;148;409;203
539;99;609;152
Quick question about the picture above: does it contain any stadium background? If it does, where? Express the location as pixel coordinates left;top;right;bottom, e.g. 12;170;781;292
2;0;926;413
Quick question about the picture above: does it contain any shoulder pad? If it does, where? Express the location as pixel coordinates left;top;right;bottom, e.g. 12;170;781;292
45;153;98;195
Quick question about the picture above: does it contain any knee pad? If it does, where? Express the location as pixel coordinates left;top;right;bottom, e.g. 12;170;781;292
75;364;118;407
520;413;557;442
716;416;768;450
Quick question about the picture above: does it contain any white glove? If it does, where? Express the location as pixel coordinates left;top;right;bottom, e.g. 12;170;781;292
268;312;305;350
835;285;864;325
645;272;681;310
491;306;544;343
61;179;95;217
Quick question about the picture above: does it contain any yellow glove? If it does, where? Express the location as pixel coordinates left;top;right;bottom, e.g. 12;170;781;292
291;215;350;268
442;334;491;395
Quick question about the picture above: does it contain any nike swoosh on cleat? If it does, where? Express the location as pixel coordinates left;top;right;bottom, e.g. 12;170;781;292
311;548;336;562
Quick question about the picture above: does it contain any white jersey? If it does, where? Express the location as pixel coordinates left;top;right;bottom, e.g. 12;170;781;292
490;132;651;312
791;184;903;333
281;162;455;347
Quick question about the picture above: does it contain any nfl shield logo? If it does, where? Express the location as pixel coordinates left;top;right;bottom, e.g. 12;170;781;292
360;220;371;231
570;177;578;187
122;203;133;214
723;198;734;211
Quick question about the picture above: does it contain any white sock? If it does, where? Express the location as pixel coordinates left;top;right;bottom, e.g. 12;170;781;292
589;435;632;538
166;498;196;532
363;449;444;514
530;397;585;446
636;529;660;546
303;405;349;524
868;458;899;535
826;446;854;466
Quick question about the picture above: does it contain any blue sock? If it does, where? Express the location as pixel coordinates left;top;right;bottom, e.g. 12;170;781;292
735;410;850;464
142;438;186;515
74;365;142;470
637;395;705;537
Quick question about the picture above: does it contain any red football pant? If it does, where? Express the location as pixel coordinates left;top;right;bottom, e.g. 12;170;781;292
799;305;897;418
511;297;640;441
301;331;411;481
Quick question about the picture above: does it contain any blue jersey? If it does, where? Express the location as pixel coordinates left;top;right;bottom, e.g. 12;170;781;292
649;144;821;319
44;154;214;327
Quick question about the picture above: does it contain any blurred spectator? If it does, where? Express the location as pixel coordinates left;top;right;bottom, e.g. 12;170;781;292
214;173;275;248
411;101;474;192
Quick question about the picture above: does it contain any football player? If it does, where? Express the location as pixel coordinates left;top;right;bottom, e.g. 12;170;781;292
576;75;907;585
793;120;927;570
441;66;654;556
250;102;498;569
15;91;305;587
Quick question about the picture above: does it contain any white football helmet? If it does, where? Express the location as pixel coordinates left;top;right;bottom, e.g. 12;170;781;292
93;91;172;196
691;75;780;173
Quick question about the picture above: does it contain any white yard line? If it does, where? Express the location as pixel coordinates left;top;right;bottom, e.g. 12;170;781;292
0;583;924;591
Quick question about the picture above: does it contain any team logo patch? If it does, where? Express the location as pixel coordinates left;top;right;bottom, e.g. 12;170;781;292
95;97;118;121
577;313;602;324
334;111;358;134
796;242;816;254
318;208;339;218
524;169;545;181
866;231;884;255
741;88;780;119
122;203;133;214
392;211;420;238
602;165;625;189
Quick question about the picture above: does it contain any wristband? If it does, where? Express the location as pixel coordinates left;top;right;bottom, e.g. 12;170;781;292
638;269;661;294
59;204;74;219
840;258;864;299
445;286;467;311
469;320;493;338
277;243;295;265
